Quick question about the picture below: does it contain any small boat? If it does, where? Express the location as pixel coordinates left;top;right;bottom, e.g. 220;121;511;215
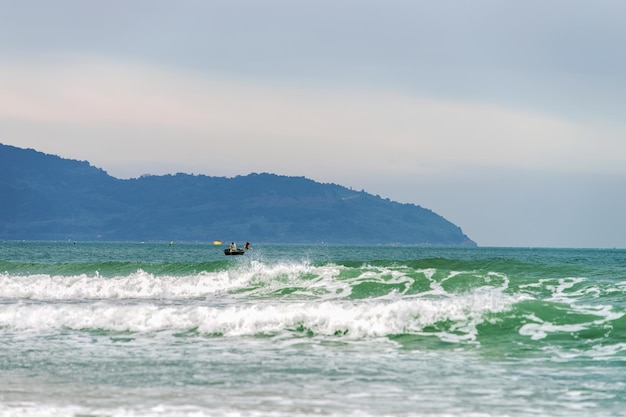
224;248;246;256
223;242;250;255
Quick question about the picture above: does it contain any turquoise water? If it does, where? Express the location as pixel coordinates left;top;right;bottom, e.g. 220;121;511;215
1;242;625;416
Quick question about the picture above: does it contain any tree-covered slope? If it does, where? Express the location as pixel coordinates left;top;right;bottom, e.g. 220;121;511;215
0;143;476;245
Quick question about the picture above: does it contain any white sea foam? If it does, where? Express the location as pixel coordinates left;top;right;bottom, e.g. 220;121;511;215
0;262;347;301
0;270;246;300
518;321;588;341
230;260;351;300
544;342;626;361
0;289;513;340
518;276;625;341
518;301;624;341
0;262;482;302
0;403;509;417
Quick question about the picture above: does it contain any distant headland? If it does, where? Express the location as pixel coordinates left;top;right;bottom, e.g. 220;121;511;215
0;143;476;246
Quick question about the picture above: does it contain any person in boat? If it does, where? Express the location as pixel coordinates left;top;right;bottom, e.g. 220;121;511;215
230;242;237;251
244;242;250;250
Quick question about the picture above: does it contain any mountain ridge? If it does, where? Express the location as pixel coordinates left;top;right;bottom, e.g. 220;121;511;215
0;143;476;246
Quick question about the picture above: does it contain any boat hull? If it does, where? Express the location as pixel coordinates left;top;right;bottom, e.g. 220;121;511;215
224;249;246;255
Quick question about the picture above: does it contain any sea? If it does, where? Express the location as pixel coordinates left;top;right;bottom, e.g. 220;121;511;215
0;241;625;417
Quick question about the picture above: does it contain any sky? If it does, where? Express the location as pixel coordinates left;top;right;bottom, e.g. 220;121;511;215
1;0;626;248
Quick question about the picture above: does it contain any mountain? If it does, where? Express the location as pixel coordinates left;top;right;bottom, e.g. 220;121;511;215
0;143;476;246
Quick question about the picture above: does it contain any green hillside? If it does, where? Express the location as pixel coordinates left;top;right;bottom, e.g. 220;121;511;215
0;143;476;245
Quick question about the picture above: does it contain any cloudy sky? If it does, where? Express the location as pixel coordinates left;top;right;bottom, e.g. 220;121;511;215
1;0;625;248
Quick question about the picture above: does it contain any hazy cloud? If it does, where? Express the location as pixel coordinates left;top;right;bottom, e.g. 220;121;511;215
2;1;626;247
